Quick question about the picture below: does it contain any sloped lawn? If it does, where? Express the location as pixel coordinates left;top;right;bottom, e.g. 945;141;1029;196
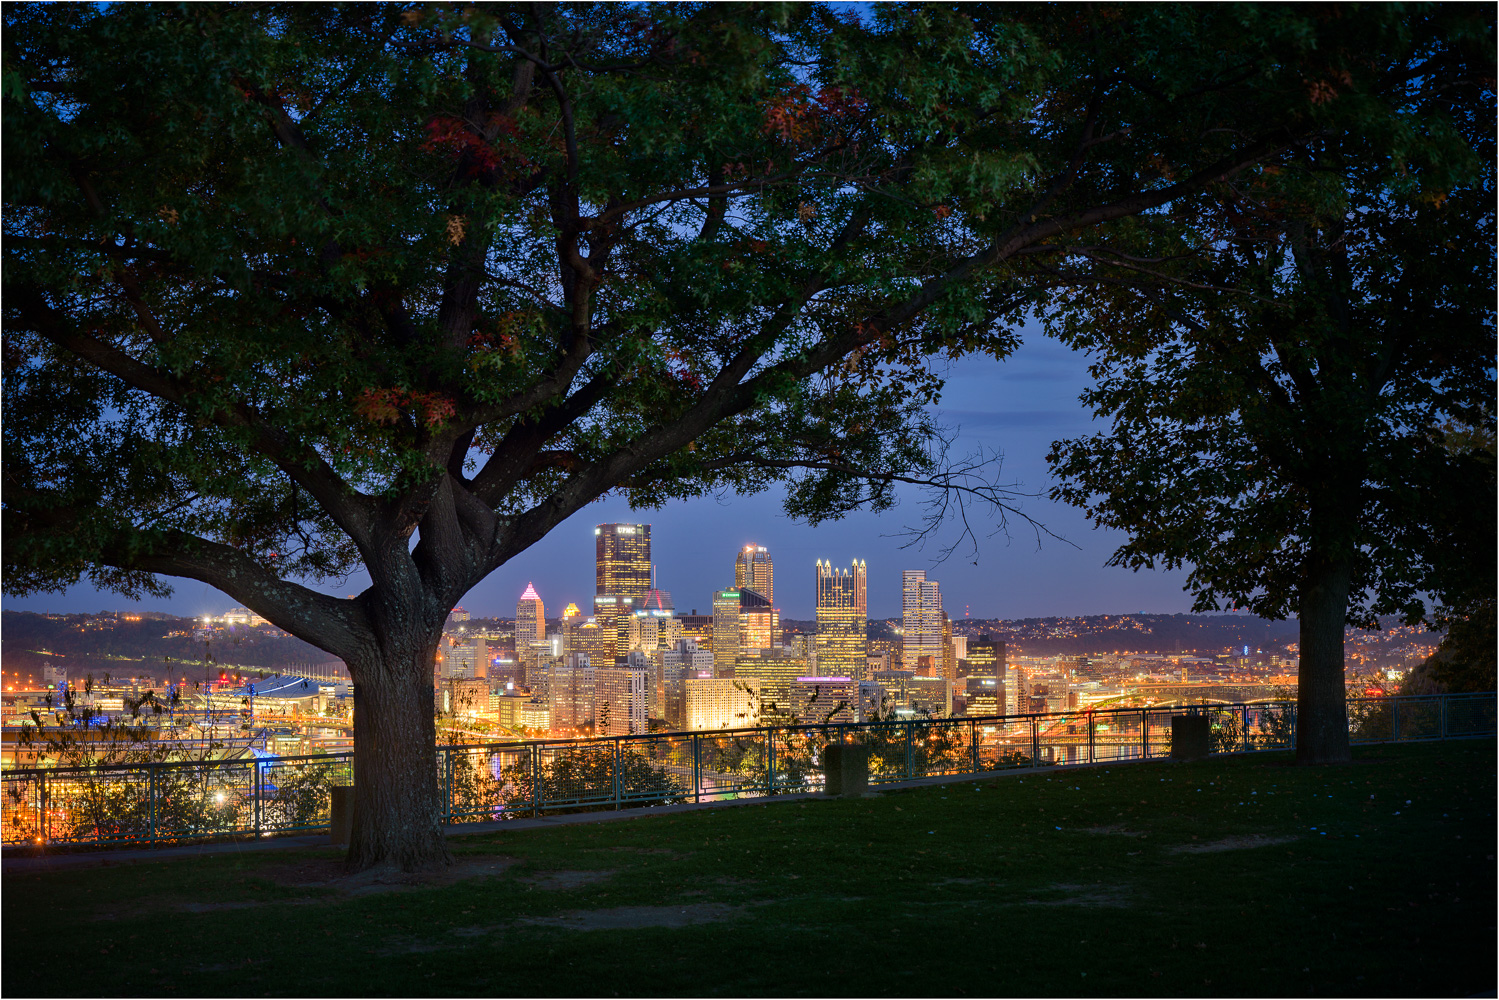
3;740;1493;997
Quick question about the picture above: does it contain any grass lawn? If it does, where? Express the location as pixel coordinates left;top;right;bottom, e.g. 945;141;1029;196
3;740;1493;997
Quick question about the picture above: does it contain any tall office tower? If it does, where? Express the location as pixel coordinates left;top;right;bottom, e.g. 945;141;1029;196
711;589;742;678
962;635;1005;680
815;559;868;681
516;583;545;647
941;612;955;680
595;656;650;736
570;620;617;672
594;523;651;624
734;545;774;604
560;603;582;655
901;570;945;673
549;653;596;736
737;588;779;654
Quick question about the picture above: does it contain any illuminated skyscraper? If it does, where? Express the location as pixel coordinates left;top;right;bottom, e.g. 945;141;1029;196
734;545;774;604
594;523;651;623
738;588;778;654
902;570;944;674
516;583;545;646
711;589;741;678
815;560;867;680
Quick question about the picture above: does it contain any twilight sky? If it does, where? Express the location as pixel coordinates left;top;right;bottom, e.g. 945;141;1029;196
4;331;1203;622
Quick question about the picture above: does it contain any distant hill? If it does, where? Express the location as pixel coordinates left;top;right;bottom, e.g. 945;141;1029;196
790;612;1339;656
1;610;335;683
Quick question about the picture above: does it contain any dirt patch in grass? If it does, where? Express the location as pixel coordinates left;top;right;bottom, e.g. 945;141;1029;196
260;854;518;897
1024;884;1133;908
1076;824;1146;837
1169;834;1298;854
518;902;739;931
519;868;614;891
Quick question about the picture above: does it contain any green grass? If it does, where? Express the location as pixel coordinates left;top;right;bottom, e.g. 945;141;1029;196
4;740;1494;997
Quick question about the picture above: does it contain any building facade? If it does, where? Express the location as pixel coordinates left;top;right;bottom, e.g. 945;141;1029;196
901;570;945;673
685;677;761;731
594;523;651;624
790;676;858;725
815;559;867;681
734;545;774;604
549;653;596;736
516;582;545;647
595;658;650;736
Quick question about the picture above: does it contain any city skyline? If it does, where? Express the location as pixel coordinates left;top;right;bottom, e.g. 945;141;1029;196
4;340;1202;623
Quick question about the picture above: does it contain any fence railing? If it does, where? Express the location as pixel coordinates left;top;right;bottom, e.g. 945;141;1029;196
3;692;1492;849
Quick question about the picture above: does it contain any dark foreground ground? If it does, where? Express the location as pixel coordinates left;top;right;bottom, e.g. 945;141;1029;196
3;740;1494;997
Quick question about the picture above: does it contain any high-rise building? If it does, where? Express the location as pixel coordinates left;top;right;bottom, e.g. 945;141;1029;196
734;545;774;604
963;635;1006;681
738;587;779;654
595;523;651;624
711;589;742;678
595;655;650;736
815;559;867;681
901;570;944;672
516;583;545;647
549;653;596;736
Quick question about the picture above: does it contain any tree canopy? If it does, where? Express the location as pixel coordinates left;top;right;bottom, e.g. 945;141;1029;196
5;2;1362;865
1042;6;1495;761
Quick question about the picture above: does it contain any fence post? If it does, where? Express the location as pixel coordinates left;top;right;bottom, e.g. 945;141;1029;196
613;738;621;811
904;723;914;780
1440;694;1447;740
1031;716;1040;768
253;760;261;838
1088;713;1095;765
531;744;541;819
970;719;980;775
148;765;157;845
1241;704;1249;752
1392;698;1400;743
766;728;776;795
1142;710;1149;759
692;734;701;805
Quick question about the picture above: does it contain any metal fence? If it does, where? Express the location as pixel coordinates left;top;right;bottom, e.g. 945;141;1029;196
4;693;1492;849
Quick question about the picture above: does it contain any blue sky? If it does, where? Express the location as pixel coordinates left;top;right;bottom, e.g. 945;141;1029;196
5;331;1202;622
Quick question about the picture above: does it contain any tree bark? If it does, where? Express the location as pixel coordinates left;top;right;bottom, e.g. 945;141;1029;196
344;632;451;872
1296;554;1353;765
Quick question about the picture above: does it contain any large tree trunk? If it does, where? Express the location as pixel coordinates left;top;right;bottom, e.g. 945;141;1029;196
1296;555;1353;765
345;631;451;872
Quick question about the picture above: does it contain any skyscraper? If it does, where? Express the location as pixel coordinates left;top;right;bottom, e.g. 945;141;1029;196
515;582;545;646
711;588;741;678
734;545;774;604
815;559;867;680
595;523;651;623
902;570;944;673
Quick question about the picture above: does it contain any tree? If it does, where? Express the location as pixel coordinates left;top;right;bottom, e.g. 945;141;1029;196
1043;8;1495;763
5;3;1331;868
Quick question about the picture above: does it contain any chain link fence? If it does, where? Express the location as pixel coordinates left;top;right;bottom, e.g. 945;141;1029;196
4;693;1492;848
